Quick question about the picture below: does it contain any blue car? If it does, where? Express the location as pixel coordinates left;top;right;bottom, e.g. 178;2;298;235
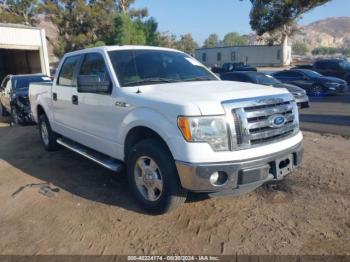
272;69;348;96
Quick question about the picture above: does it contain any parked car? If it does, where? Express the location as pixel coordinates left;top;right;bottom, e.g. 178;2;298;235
220;71;309;109
222;62;257;72
29;46;303;214
272;69;348;96
292;64;314;70
0;74;52;124
313;59;350;84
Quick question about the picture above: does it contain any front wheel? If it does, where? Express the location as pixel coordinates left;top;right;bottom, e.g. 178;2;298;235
38;114;59;151
127;139;187;214
310;84;324;96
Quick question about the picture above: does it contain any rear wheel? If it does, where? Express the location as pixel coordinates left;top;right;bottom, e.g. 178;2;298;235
38;114;59;151
127;139;187;214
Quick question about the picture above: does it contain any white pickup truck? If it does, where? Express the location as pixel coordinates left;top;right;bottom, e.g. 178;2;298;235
29;46;303;214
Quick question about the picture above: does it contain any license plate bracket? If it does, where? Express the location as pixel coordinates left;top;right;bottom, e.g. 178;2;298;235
274;154;294;179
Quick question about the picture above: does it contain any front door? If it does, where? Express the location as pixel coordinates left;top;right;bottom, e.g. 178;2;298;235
70;52;128;158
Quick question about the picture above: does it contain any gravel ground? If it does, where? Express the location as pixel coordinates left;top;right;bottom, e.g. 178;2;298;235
0;117;349;255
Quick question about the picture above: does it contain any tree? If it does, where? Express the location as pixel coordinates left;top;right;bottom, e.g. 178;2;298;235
40;0;116;57
223;32;249;46
156;32;177;49
117;0;148;18
0;0;38;25
292;41;308;55
112;13;146;45
135;17;158;46
203;33;220;48
248;0;331;44
175;34;198;55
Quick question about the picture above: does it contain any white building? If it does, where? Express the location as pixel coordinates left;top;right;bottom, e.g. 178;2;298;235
0;23;50;81
195;44;291;68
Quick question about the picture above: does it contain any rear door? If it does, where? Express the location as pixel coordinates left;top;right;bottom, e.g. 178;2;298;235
51;55;82;134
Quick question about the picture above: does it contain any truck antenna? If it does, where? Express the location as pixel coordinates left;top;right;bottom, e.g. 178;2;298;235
136;88;142;94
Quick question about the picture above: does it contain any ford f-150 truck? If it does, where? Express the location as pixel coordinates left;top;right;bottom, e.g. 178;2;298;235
29;46;303;214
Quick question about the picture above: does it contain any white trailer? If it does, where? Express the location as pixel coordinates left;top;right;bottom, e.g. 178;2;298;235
195;44;292;68
0;23;50;81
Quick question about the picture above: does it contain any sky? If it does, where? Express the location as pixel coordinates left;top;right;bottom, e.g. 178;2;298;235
133;0;350;45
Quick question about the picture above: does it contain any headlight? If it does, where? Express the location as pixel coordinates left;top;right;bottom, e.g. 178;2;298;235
178;116;229;152
292;90;306;97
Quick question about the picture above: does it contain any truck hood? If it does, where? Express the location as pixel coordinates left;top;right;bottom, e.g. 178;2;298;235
124;80;291;115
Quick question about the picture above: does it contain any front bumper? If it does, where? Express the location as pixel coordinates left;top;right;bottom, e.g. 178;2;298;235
176;142;303;196
295;96;309;109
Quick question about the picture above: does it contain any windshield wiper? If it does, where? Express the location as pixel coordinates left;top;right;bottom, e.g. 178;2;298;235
183;76;213;82
123;78;179;87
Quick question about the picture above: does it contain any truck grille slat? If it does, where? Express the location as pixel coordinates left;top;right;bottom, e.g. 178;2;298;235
223;94;299;150
245;104;293;118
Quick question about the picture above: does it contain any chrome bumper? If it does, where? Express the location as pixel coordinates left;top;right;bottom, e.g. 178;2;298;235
176;143;303;196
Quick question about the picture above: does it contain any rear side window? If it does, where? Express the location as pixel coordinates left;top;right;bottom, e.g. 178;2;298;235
273;71;290;77
58;56;80;86
314;61;328;69
79;53;110;82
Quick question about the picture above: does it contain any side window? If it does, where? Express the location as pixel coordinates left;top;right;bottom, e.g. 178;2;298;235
231;51;236;61
202;53;207;62
329;62;340;70
79;53;110;82
274;71;289;78
288;71;303;78
57;55;81;86
315;61;327;69
217;52;221;62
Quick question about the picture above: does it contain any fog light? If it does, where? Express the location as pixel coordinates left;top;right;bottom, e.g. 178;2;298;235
209;171;228;186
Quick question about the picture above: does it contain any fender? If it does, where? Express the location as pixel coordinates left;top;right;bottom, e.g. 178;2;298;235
119;107;185;161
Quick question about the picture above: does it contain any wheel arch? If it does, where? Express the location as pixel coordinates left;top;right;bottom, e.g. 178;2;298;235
124;126;173;162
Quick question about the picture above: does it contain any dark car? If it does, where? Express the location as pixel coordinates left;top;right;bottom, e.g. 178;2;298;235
313;59;350;84
222;62;257;72
292;64;314;70
272;69;348;96
0;74;52;124
221;71;309;109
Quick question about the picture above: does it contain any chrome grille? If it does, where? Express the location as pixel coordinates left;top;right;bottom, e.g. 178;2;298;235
223;94;299;150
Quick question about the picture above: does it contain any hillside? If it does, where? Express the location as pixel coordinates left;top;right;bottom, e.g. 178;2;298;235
293;17;350;49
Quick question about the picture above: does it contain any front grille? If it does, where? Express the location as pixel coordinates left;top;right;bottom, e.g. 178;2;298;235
223;94;299;150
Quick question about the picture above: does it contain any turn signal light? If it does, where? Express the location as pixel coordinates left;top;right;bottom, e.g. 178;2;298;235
177;117;192;141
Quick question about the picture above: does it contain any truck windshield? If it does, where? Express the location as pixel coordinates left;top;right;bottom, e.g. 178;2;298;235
108;50;217;87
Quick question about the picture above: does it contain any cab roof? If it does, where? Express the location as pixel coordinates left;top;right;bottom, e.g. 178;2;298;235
65;45;183;57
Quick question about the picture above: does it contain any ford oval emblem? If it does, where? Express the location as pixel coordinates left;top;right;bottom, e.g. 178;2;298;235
269;114;286;128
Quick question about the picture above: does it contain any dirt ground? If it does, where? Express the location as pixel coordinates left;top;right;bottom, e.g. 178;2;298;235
0;116;349;255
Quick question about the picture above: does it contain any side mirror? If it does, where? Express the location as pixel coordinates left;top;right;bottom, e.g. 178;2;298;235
77;75;111;93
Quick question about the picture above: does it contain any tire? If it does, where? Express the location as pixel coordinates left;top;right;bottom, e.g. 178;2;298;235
11;108;24;125
310;84;324;96
38;114;59;151
127;139;187;214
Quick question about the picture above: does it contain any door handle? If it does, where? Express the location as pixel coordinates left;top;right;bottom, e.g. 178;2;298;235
72;95;78;105
53;92;57;101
